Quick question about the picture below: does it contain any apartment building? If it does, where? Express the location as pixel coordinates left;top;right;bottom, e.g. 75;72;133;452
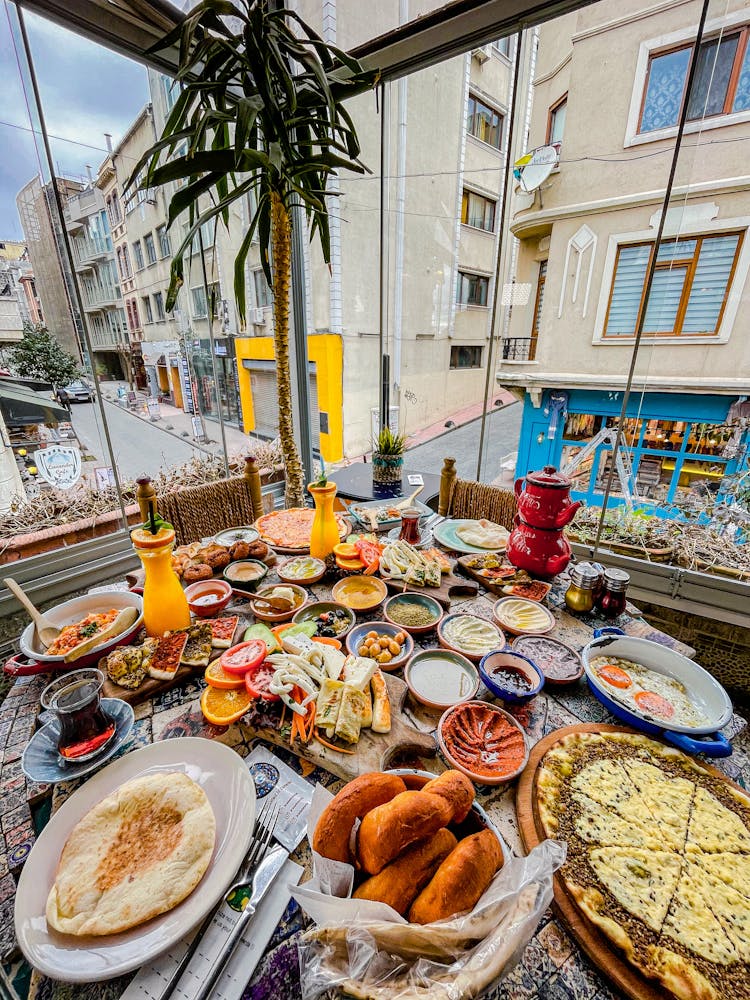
0;241;36;354
16;177;84;362
63;182;129;379
497;0;750;514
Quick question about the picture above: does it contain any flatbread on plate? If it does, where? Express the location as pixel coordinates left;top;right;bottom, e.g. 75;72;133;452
46;771;215;936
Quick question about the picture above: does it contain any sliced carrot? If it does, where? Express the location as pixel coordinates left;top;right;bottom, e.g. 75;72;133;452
312;636;342;650
314;729;356;754
280;701;287;731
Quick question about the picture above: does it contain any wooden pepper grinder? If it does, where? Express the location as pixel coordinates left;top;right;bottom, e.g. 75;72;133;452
135;475;157;523
244;456;264;522
438;457;457;517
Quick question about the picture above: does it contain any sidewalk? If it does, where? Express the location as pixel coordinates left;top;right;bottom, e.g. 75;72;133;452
405;389;517;449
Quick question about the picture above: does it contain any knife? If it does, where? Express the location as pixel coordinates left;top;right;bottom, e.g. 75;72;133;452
193;845;289;1000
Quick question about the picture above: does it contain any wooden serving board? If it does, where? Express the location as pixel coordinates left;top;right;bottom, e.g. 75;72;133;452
456;554;520;595
382;571;478;608
241;672;437;783
516;723;741;1000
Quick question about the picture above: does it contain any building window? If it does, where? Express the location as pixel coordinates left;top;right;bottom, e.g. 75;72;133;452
494;37;511;58
450;346;483;368
604;232;743;338
144;233;157;265
529;260;546;360
132;239;144;270
639;28;750;133
547;95;567;144
456;269;490;307
126;298;141;331
153;291;166;321
461;190;496;232
253;268;272;308
106;191;122;228
157;225;170;258
142;295;153;324
192;286;208;318
467;94;503;149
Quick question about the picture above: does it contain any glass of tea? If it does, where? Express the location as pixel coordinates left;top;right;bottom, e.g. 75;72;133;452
40;668;116;762
399;507;422;545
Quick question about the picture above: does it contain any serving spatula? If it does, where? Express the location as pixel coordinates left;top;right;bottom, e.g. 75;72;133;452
3;577;60;648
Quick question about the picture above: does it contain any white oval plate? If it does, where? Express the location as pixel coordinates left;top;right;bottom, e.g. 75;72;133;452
15;738;255;982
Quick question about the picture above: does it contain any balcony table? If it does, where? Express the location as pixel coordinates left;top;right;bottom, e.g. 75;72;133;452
0;563;747;1000
328;462;442;504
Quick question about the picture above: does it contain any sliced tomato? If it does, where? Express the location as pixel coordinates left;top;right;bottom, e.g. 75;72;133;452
634;690;675;719
355;538;383;575
245;659;280;701
219;639;267;676
598;663;632;689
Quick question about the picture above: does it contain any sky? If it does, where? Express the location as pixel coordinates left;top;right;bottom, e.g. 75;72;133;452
0;3;150;239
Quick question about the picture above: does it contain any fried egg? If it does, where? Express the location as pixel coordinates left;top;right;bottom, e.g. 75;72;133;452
590;655;708;728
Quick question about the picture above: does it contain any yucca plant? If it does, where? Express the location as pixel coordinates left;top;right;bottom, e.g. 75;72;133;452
374;426;406;455
129;0;377;506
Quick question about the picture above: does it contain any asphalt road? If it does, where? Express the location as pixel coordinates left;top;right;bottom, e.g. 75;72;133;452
69;400;211;481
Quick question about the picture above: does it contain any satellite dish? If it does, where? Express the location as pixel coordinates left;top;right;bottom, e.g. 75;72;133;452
513;144;559;193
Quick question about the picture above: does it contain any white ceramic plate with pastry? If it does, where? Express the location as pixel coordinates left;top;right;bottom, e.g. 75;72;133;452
15;738;255;982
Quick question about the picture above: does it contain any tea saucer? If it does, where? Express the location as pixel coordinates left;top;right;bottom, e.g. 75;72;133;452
22;698;135;784
385;527;434;549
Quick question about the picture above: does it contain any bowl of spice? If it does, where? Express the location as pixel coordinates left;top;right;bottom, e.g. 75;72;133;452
383;593;443;635
478;649;545;705
437;700;529;785
512;634;583;686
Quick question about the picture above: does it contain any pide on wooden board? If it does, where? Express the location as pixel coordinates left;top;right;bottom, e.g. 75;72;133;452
519;725;750;1000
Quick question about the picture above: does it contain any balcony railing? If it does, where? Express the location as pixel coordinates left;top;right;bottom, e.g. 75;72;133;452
81;282;120;310
72;235;112;270
90;324;128;351
501;337;537;361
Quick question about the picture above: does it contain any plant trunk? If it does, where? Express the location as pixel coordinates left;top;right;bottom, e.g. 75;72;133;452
270;190;306;508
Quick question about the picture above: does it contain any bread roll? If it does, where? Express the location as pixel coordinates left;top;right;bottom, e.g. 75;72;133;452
357;790;453;874
313;772;407;863
408;828;504;924
353;828;457;915
421;770;475;823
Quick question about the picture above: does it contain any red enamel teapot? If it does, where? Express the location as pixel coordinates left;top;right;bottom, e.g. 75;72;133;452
514;465;582;530
506;516;573;579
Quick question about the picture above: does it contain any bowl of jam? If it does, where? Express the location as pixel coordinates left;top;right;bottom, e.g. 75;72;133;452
478;649;545;705
184;578;233;618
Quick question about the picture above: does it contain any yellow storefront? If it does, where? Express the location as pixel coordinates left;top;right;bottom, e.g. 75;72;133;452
234;334;343;463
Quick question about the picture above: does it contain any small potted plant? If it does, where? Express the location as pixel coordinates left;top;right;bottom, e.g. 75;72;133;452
372;427;406;485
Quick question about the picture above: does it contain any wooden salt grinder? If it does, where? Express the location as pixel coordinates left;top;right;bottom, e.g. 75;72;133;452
438;457;457;517
135;475;157;523
244;456;264;522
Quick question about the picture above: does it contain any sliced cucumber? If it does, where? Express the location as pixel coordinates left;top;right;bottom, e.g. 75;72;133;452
243;622;281;654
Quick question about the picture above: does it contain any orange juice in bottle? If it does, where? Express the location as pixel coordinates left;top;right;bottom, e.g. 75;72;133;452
131;522;190;637
308;480;340;560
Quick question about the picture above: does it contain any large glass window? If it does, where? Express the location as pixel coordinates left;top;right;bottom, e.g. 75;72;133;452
456;270;489;306
547;95;567;144
467;93;504;148
461;189;496;232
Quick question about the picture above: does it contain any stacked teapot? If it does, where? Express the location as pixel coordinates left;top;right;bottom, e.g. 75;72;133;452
506;466;582;579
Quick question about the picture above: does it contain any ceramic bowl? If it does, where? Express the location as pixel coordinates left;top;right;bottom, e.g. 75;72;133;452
404;648;479;711
223;559;269;594
249;584;307;623
214;525;260;546
479;649;545;705
437;613;506;662
184;579;233;618
332;575;388;612
512;634;583;686
383;593;443;635
492;597;555;636
345;621;414;670
277;556;326;586
437;700;529;786
292;601;356;639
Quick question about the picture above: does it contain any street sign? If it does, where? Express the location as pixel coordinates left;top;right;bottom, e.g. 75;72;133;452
94;466;116;491
146;398;160;421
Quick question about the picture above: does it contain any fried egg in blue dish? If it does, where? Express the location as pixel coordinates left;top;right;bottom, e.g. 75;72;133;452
589;655;709;727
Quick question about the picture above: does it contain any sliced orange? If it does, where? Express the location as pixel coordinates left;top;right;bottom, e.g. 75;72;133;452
204;660;245;690
131;525;175;549
336;556;365;571
200;685;254;725
333;542;359;559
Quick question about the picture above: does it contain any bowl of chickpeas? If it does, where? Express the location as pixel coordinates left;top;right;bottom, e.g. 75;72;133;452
345;621;414;670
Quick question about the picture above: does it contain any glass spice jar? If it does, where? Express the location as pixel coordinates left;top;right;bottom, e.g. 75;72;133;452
590;561;606;602
599;567;630;619
564;563;599;614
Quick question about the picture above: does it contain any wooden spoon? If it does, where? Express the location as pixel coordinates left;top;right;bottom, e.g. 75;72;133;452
3;577;61;649
252;596;294;611
394;485;424;511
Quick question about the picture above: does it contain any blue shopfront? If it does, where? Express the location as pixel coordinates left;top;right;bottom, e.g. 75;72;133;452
514;387;750;515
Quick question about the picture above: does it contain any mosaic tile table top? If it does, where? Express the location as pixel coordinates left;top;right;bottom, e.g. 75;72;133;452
1;568;747;1000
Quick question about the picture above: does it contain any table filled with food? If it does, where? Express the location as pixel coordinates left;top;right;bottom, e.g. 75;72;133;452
1;467;749;1000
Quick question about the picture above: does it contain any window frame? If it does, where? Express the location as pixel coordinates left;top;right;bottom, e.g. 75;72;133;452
142;294;153;324
456;268;491;307
598;229;745;342
153;290;166;321
466;92;504;150
157;224;171;258
546;93;567;144
144;232;157;265
132;239;144;270
449;345;484;368
529;260;547;360
460;188;497;233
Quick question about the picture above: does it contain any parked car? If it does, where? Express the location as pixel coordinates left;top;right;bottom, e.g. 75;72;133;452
61;380;94;403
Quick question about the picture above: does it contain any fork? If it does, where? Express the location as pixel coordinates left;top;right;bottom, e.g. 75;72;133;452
160;798;279;1000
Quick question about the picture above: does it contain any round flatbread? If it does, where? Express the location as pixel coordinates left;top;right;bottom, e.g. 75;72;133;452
46;771;215;936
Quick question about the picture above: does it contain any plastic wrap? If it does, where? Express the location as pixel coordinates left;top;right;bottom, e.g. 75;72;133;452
292;783;566;1000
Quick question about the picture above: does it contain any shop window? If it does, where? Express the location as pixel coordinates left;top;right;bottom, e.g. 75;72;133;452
640;28;750;133
450;345;483;368
456;270;489;307
153;291;166;321
461;190;496;232
467;93;503;149
157;224;170;258
253;268;272;308
603;232;743;338
132;239;145;270
144;232;157;265
142;295;153;324
547;95;567;144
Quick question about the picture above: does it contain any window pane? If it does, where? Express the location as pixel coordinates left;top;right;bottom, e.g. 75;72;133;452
605;244;650;335
687;34;739;119
682;234;739;333
550;99;566;142
641;47;691;131
732;41;750;110
642;265;688;332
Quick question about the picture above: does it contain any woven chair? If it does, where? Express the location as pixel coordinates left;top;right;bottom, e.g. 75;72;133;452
446;478;518;531
159;477;258;545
